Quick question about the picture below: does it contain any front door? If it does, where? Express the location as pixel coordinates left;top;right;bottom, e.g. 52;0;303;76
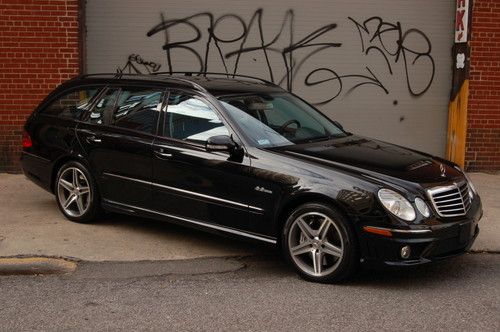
151;91;257;232
77;85;164;208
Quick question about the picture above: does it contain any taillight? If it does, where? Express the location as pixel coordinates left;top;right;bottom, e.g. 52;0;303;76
22;130;32;148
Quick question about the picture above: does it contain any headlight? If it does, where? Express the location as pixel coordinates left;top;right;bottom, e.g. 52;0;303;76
414;197;431;217
377;189;416;221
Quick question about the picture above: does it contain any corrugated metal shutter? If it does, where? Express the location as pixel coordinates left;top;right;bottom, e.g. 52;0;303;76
86;0;454;156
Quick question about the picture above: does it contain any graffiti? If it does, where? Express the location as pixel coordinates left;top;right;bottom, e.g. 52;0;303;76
304;67;388;106
348;16;435;96
121;10;435;105
145;9;344;93
117;54;161;74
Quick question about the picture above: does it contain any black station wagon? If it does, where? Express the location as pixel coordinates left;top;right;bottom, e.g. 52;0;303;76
21;73;482;282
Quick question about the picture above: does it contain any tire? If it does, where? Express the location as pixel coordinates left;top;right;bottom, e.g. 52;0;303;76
55;161;100;223
281;202;359;283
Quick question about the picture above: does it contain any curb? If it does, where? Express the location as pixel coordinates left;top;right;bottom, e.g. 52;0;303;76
0;257;77;275
469;249;500;254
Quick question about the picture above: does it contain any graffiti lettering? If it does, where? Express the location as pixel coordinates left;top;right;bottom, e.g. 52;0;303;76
117;54;161;74
119;10;435;105
146;9;344;93
348;16;435;96
305;67;388;106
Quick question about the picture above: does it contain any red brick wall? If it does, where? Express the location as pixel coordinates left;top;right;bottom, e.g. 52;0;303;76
0;0;80;172
465;0;500;172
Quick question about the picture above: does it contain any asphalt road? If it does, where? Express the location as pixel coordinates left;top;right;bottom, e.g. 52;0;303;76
0;253;498;331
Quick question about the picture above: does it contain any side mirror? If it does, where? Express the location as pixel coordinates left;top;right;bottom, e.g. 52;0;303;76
333;120;344;131
206;135;236;152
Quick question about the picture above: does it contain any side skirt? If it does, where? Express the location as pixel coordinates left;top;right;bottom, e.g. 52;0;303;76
101;199;277;245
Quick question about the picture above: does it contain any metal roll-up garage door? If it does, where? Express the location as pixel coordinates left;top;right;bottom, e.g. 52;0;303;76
86;0;454;156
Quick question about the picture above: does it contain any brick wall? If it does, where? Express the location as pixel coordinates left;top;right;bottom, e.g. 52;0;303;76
0;0;80;172
465;0;500;172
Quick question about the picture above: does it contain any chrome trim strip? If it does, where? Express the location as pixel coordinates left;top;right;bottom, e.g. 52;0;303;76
431;191;461;199
103;172;264;213
21;151;50;163
151;182;262;212
439;208;464;212
103;199;277;244
433;197;463;204
366;226;432;234
436;203;463;209
426;183;460;194
104;172;150;185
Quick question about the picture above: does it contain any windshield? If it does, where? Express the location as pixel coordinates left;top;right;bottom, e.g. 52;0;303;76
218;92;346;148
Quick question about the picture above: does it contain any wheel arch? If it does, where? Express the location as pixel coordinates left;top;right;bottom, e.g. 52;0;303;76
50;155;94;193
275;192;353;238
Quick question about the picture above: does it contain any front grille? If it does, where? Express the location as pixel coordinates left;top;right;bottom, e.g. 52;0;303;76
427;181;472;217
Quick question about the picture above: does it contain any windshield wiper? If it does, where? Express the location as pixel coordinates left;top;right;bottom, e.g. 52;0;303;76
292;135;331;144
308;135;332;143
295;133;348;144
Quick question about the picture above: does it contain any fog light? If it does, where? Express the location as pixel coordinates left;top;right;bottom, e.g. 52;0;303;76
400;245;411;259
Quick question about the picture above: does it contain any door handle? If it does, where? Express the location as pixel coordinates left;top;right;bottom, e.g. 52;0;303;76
154;149;173;159
86;135;102;143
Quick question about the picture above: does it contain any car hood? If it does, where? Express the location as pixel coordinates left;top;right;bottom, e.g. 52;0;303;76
271;135;462;185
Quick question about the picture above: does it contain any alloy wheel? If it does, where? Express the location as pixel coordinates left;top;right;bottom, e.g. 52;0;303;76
288;212;344;277
57;167;91;217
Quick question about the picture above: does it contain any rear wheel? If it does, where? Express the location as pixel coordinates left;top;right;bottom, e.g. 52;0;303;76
55;161;100;223
282;203;358;283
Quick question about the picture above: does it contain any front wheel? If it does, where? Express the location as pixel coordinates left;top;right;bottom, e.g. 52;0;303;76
282;203;359;283
55;161;100;223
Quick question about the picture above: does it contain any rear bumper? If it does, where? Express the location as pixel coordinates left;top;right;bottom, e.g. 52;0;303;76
21;151;52;192
358;199;482;267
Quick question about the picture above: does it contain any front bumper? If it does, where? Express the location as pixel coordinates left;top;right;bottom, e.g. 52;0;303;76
358;199;482;267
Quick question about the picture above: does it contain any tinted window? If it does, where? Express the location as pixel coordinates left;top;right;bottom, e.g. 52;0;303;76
41;88;99;119
165;92;229;143
88;88;119;125
111;87;163;134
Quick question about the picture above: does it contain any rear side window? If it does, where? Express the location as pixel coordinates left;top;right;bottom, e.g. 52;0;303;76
41;88;100;119
88;88;120;125
85;86;163;135
111;87;164;134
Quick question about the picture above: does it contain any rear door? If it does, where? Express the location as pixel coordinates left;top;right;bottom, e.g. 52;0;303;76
76;84;165;208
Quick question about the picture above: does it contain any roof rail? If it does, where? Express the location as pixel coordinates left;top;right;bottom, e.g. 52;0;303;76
76;72;207;93
152;71;277;86
77;73;124;79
